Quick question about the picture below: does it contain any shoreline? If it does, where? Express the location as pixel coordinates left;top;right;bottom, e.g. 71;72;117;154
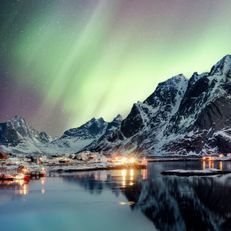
49;164;147;173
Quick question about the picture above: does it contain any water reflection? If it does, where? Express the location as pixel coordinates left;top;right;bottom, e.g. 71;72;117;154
63;161;231;231
1;161;231;231
0;176;48;196
18;183;29;196
41;177;46;194
121;169;136;187
121;169;127;187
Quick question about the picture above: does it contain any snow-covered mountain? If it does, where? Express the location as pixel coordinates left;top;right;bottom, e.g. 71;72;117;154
0;116;52;154
49;117;109;155
88;55;231;155
49;115;123;155
0;115;122;155
2;55;231;156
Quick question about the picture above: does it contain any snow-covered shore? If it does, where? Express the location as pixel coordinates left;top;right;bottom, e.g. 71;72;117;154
161;168;231;176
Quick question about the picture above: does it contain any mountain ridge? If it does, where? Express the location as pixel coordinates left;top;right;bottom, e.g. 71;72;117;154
1;55;231;156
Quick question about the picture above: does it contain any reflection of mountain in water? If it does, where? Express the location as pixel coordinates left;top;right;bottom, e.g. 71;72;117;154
63;169;146;197
123;176;231;231
64;170;231;231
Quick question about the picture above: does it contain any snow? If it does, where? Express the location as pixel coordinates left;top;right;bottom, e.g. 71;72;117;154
161;168;231;176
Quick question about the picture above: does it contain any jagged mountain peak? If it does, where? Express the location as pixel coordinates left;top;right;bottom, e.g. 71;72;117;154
210;54;231;76
189;72;208;87
155;74;187;89
62;117;108;139
7;115;27;127
89;117;105;123
113;114;123;122
0;116;51;153
144;74;188;106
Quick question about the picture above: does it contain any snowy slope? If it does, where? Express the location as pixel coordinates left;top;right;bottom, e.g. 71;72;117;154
0;116;122;155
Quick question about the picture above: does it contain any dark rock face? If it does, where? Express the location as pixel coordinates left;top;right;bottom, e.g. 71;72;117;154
120;104;144;138
80;115;123;153
89;55;231;155
61;118;108;139
0;122;20;146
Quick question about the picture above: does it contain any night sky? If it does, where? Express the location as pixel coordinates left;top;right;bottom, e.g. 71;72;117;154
1;0;231;135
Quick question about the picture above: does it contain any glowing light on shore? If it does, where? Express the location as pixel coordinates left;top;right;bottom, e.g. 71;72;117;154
121;157;127;164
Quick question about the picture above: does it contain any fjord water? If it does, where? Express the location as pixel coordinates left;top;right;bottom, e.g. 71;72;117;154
0;161;231;231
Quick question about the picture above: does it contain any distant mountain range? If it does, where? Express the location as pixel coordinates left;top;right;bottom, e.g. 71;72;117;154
0;115;122;155
1;55;231;156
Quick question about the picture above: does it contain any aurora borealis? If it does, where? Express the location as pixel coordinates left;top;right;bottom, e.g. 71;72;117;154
1;0;231;135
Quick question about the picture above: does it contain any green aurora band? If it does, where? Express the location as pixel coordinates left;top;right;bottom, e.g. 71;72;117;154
1;0;231;135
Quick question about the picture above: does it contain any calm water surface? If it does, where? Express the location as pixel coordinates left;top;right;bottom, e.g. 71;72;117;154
0;161;231;231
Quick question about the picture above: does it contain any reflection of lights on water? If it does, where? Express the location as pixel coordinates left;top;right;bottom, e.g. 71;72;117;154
129;169;134;185
219;161;223;171
121;169;127;187
142;169;147;180
119;201;127;205
130;169;134;181
19;183;29;195
94;172;107;181
41;177;46;194
121;169;127;177
121;169;136;187
202;161;206;170
120;168;147;187
202;158;224;171
208;161;214;169
41;177;46;185
212;162;214;168
94;172;99;181
15;179;24;186
119;201;135;206
202;159;215;169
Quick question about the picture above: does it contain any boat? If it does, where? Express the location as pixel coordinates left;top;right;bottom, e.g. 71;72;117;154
0;173;29;181
0;174;14;181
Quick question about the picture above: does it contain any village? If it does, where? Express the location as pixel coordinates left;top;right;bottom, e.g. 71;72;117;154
0;151;148;182
1;149;231;183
